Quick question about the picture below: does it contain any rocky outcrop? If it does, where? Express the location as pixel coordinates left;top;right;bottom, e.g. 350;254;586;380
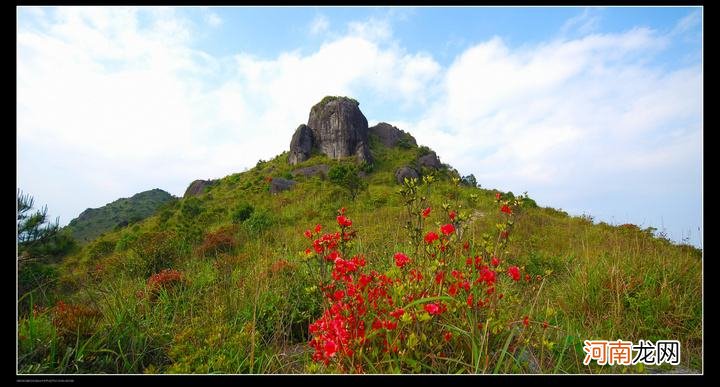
292;164;329;178
288;124;314;165
369;122;417;148
418;151;442;170
289;96;372;165
183;179;217;198
395;166;420;184
270;177;296;194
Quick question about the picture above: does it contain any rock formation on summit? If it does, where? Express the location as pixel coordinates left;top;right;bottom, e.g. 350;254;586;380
183;179;217;198
369;122;417;148
289;96;372;165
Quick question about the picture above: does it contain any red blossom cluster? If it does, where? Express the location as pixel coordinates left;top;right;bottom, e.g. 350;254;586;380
305;198;531;372
147;269;184;292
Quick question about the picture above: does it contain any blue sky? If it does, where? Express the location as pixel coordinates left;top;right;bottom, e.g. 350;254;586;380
17;6;702;246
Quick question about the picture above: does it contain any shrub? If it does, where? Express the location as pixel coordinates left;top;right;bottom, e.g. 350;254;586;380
244;210;274;234
232;203;255;224
197;226;237;257
302;181;540;373
328;164;368;201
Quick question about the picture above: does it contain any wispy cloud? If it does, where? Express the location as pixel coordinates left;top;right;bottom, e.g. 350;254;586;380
309;14;329;35
560;8;602;37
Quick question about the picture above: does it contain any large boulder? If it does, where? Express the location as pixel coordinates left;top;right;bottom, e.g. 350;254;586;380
395;166;419;184
418;151;442;170
305;96;372;164
369;122;417;148
291;164;329;178
183;179;217;198
269;177;296;194
288;124;314;165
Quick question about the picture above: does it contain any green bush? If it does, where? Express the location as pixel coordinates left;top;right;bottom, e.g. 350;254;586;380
232;203;255;224
328;164;367;200
244;210;274;234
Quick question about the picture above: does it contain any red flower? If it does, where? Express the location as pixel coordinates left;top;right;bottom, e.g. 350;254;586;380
324;339;338;357
501;204;512;215
495;192;501;200
333;290;345;301
448;283;458;296
337;215;352;227
305;248;312;255
498;293;504;300
394;252;410;268
304;229;313;239
440;223;455;236
507;266;521;281
522;316;529;327
339;207;346;215
449;211;456;221
389;308;405;319
525;274;531;282
463;241;469;250
435;271;445;284
424;303;441;315
424;231;439;244
543;321;549;329
314;224;322;233
443;331;453;342
491;256;500;266
500;230;509;239
422;207;431;218
466;294;474;307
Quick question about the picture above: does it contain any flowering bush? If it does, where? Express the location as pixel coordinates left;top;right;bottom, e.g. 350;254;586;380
304;178;540;373
51;300;100;339
146;269;186;299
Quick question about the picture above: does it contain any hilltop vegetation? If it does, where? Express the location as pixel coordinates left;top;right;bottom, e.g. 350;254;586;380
17;98;702;375
65;188;176;244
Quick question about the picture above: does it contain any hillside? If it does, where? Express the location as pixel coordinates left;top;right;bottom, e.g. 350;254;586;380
18;97;702;375
64;188;176;243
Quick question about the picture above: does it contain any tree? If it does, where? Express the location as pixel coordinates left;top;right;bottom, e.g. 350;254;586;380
460;174;479;188
328;164;368;201
17;190;70;262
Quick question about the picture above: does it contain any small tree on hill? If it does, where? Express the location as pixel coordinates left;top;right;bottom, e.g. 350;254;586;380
328;164;368;201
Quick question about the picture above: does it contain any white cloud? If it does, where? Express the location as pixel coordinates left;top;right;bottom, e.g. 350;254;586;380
17;8;441;224
309;14;329;35
16;8;701;246
205;11;222;27
671;9;701;36
408;27;700;243
560;8;602;36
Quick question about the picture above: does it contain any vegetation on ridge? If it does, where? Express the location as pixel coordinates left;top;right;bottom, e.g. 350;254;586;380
17;136;702;374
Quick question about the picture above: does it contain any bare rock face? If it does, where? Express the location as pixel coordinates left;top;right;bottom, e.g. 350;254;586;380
395;166;420;184
288;124;314;165
291;164;329;178
369;122;417;148
183;179;217;198
418;151;442;170
304;96;372;164
270;177;296;194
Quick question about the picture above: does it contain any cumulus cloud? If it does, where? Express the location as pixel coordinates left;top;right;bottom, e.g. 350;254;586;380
17;8;441;224
409;27;700;243
17;8;701;245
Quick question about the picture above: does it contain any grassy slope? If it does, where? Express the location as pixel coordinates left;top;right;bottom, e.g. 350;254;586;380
18;137;702;374
65;188;176;243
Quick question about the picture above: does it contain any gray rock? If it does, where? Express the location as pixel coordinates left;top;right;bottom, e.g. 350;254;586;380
418;151;442;170
395;166;419;184
269;177;296;194
183;179;217;198
369;122;417;148
291;164;329;178
306;96;373;164
288;124;314;165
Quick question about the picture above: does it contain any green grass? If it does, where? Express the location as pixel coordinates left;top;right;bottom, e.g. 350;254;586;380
18;140;702;374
